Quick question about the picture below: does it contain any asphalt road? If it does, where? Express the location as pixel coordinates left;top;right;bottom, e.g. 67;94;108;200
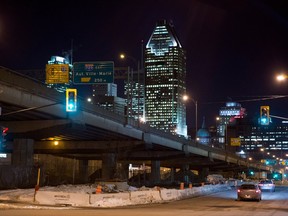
1;186;288;216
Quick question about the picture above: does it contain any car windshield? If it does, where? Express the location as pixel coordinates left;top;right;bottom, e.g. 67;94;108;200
241;185;256;189
259;180;273;184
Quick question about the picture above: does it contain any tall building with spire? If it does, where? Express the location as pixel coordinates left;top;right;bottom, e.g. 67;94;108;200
145;20;187;137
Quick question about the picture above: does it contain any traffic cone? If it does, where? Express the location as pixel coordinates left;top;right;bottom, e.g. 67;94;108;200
96;185;102;194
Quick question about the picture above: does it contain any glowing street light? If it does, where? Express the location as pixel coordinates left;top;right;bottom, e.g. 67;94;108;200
183;95;188;101
120;53;125;59
276;74;288;82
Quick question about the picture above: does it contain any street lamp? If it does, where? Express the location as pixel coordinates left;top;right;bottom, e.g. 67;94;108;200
87;97;92;103
120;53;142;123
183;95;198;139
276;73;288;82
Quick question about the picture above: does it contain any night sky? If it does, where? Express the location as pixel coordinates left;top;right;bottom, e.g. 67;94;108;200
1;0;288;130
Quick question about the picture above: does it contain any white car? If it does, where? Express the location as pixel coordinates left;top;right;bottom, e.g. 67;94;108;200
258;179;275;192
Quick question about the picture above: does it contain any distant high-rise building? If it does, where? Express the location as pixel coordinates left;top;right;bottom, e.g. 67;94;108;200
145;20;187;137
217;101;246;143
93;83;117;97
125;68;145;121
240;121;288;161
92;82;126;115
46;56;72;92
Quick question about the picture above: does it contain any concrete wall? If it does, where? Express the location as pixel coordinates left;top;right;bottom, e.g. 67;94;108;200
0;165;38;189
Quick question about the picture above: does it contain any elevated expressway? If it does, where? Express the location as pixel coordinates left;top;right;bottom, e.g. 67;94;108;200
0;66;271;181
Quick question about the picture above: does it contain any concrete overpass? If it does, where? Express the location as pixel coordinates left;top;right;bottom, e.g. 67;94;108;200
0;66;272;186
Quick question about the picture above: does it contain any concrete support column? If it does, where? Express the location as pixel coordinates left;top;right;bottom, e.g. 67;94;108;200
199;167;209;182
170;167;175;183
79;159;89;183
119;162;129;181
101;153;116;181
150;160;160;185
12;139;34;166
182;164;190;184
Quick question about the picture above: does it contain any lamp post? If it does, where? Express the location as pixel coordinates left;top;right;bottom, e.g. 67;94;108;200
183;95;198;139
260;148;264;157
192;99;198;139
120;53;141;123
225;123;228;150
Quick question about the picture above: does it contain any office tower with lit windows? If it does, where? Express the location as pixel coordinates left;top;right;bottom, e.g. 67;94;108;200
91;82;126;115
217;101;246;143
145;20;187;137
238;121;288;172
125;69;145;121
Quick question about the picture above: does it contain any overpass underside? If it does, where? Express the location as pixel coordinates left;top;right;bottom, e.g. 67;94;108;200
0;66;271;187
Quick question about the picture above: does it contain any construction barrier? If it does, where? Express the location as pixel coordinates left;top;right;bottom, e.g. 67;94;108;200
89;192;131;206
178;188;190;199
34;184;231;207
160;188;179;201
35;191;90;207
130;190;162;204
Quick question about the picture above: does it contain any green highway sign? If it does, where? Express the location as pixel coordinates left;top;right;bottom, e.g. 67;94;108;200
73;61;114;84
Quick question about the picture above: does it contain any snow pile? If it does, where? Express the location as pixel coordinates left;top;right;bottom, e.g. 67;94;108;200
206;174;225;185
41;184;95;194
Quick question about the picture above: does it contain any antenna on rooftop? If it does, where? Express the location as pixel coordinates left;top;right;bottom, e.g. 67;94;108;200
71;39;73;65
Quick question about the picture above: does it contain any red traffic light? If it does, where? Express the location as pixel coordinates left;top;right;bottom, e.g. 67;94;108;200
2;127;8;134
2;127;8;137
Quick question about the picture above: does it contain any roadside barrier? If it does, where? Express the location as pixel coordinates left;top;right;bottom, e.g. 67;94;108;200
35;184;231;207
35;191;90;207
89;192;130;206
160;188;179;201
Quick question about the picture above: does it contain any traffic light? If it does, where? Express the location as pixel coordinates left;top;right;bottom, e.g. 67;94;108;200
0;127;8;149
260;106;270;125
66;89;77;112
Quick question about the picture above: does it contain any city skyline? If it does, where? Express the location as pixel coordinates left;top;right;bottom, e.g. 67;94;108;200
1;0;288;129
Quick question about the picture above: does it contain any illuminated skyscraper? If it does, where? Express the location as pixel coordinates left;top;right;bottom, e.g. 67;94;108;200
145;20;187;137
46;56;72;92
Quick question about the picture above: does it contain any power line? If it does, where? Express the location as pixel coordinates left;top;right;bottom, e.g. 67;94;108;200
270;115;288;121
203;95;288;105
